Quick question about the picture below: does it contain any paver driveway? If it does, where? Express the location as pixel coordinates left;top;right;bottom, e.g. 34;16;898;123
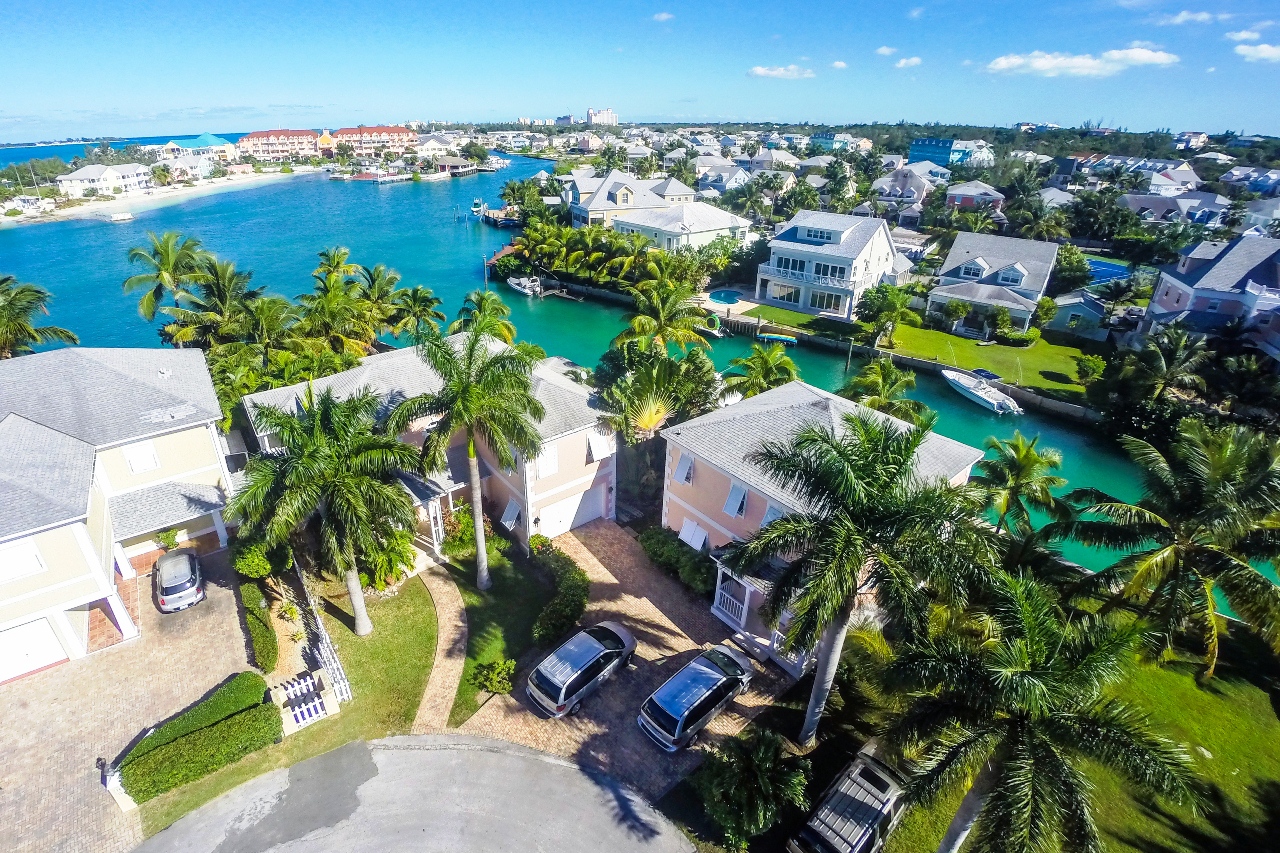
0;551;249;853
460;519;792;798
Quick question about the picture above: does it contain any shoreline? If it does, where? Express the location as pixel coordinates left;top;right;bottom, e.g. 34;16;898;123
0;171;299;229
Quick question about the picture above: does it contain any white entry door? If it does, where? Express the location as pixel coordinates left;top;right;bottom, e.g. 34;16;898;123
0;618;68;684
538;485;606;538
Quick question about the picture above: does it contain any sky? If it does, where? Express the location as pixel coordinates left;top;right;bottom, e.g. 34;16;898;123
4;0;1279;143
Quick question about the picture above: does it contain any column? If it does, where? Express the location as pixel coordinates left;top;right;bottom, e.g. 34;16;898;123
212;510;229;548
50;611;88;659
105;593;140;640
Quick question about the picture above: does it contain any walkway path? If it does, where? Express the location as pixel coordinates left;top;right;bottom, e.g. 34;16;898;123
411;556;469;734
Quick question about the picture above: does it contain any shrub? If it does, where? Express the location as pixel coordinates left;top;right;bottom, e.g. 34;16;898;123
232;537;292;580
122;671;268;766
472;658;516;693
240;581;279;674
120;702;282;802
155;529;179;551
444;501;494;551
994;327;1041;347
1075;354;1107;385
638;526;717;595
530;539;591;645
4;209;19;217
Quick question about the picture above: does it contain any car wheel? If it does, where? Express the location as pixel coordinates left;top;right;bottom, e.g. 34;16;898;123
624;652;635;667
568;701;582;716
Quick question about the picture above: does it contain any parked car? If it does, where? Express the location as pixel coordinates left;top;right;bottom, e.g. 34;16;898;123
526;622;637;717
786;740;907;853
154;549;206;613
637;643;753;751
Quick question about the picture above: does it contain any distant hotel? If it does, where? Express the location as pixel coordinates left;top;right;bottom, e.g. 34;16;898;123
587;108;619;127
237;129;322;160
236;125;415;160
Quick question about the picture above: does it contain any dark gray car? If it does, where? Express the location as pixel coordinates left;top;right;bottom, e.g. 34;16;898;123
526;622;637;717
637;644;753;751
154;549;205;613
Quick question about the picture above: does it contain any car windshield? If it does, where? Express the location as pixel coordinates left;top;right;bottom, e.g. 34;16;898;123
529;667;562;703
642;697;680;736
584;625;625;651
702;648;745;678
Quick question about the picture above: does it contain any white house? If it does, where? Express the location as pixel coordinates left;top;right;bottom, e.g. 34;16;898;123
566;170;696;227
55;164;153;198
164;155;215;180
611;202;751;251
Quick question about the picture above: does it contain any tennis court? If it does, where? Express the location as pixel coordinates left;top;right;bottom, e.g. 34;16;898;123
1088;257;1131;285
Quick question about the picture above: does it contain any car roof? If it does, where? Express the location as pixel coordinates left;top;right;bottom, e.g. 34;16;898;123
805;759;903;853
652;657;723;718
537;630;605;688
156;551;195;584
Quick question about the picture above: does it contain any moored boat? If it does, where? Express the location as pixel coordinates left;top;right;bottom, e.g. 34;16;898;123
757;332;796;346
470;198;484;216
507;276;542;296
941;369;1023;415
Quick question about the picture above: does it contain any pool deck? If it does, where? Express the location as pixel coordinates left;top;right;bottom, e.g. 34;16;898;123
696;286;760;319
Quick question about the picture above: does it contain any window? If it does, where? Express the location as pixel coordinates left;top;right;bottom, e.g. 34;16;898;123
761;504;785;526
814;263;847;279
0;540;47;584
1261;315;1273;326
997;269;1023;286
961;264;983;279
678;518;709;550
805;228;833;241
673;452;694;484
810;291;843;311
122;440;160;474
536;446;558;479
500;498;522;530
770;283;800;304
723;483;748;518
1207;300;1221;312
587;430;614;463
777;257;806;273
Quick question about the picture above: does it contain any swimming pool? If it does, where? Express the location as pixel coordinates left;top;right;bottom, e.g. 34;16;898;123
708;289;741;305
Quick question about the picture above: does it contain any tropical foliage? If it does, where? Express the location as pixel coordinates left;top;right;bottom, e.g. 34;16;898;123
722;343;799;399
0;274;79;358
838;358;932;426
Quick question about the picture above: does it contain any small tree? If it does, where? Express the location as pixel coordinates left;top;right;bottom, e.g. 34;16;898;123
1047;243;1092;296
1033;296;1058;327
943;299;970;326
694;729;810;851
1075;353;1107;385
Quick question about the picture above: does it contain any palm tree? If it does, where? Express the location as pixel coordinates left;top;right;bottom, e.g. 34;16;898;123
861;286;921;348
838;358;931;425
228;388;419;636
297;275;376;355
1125;325;1209;401
722;343;799;399
1060;421;1280;677
882;573;1198;853
1095;277;1137;319
613;276;708;353
953;208;997;235
123;232;211;321
159;258;262;348
723;413;998;745
1014;199;1071;241
314;246;357;283
221;296;298;371
694;729;810;851
385;318;544;590
388;285;445;340
971;432;1068;535
447;289;517;343
0;274;79;358
354;263;402;335
1214;354;1280;412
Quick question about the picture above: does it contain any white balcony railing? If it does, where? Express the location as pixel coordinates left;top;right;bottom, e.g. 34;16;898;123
757;264;856;290
715;588;747;626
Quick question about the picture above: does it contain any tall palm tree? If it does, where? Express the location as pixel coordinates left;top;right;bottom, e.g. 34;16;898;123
0;274;79;358
1095;277;1137;318
722;343;799;399
314;246;357;283
953;208;997;235
1214;353;1280;412
1014;198;1071;241
354;263;402;335
862;286;921;348
838;358;931;425
159;258;262;348
1060;421;1280;677
388;285;445;340
598;356;685;443
723;413;998;745
882;573;1198;853
297;275;376;355
1125;325;1209;401
613;276;708;353
971;432;1068;534
228;388;419;636
123;232;211;321
221;296;298;371
447;289;517;343
694;729;810;851
385;318;544;590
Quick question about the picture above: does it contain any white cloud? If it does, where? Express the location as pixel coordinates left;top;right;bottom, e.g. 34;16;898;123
749;64;816;79
1227;29;1260;40
1128;40;1161;49
1206;66;1216;72
896;56;922;68
831;60;848;68
876;46;897;55
909;7;924;18
1236;43;1280;61
1158;10;1231;24
652;12;673;21
986;46;1179;76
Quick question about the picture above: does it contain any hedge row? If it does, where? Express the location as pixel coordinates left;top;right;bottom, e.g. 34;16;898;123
994;326;1041;347
120;702;283;802
529;534;591;645
122;671;268;766
638;527;717;595
240;581;279;674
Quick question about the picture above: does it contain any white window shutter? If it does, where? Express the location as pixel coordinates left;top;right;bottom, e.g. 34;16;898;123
673;452;693;484
122;441;160;474
587;430;615;462
723;483;748;518
500;498;522;530
536;446;559;479
761;504;785;527
678;518;708;551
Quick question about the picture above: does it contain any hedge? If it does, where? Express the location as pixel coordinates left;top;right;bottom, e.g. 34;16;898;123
638;526;717;595
122;671;268;766
529;535;591;645
994;326;1041;347
120;702;282;802
240;581;279;674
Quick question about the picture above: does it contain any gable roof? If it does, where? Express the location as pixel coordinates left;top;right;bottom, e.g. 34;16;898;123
770;211;889;259
930;281;1039;311
612;202;749;234
946;180;1005;200
661;382;983;513
0;415;96;539
940;233;1059;295
1163;236;1280;293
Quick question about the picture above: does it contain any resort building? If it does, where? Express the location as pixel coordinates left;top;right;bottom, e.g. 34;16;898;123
611;202;751;251
926;233;1060;335
163;155;215;180
0;349;235;685
333;126;418;158
908;138;996;168
587;108;619;126
754;211;905;321
155;133;239;162
236;129;320;160
55;164;152;198
241;343;618;552
660;382;983;676
566;169;696;227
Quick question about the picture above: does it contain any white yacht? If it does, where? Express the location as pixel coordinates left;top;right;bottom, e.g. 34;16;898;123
941;369;1023;415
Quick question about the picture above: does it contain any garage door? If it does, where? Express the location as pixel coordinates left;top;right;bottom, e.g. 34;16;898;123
0;618;68;684
538;485;606;538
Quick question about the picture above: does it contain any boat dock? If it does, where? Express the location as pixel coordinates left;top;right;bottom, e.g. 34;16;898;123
481;207;521;227
373;173;413;184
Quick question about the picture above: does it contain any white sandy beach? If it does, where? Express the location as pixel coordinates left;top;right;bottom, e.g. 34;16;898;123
0;170;299;229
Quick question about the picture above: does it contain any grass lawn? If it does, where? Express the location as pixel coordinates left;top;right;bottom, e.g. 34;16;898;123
741;304;861;341
445;539;555;727
138;578;438;837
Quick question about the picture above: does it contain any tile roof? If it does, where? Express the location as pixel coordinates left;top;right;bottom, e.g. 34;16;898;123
940;233;1059;296
1163;236;1280;293
611;202;749;234
109;481;226;540
661;382;983;514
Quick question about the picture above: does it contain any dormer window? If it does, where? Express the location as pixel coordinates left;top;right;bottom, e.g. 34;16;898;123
997;269;1023;286
961;264;983;279
805;228;834;242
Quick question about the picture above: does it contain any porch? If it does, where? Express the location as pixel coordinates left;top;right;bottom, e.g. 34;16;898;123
708;553;813;679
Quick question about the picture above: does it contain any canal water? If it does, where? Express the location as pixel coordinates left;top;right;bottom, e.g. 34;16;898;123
0;156;1138;571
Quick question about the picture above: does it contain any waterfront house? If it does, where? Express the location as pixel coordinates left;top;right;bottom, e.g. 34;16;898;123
416;134;455;157
659;382;983;676
55;164;152;198
909;138;995;168
945;180;1005;211
241;344;618;553
236;129;319;160
334;126;417;158
1118;191;1231;227
753;211;903;321
926;233;1059;335
0;349;235;684
612;202;751;251
163;155;215;181
567;169;694;227
156;133;238;162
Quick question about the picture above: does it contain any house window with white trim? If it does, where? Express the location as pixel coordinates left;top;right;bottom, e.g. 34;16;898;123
122;440;160;474
961;264;983;279
770;283;801;304
814;263;846;279
810;290;843;312
723;483;748;518
673;451;694;484
997;269;1023;286
536;446;558;479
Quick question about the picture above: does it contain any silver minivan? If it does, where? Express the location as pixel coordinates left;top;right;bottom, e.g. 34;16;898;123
526;622;637;717
638;644;754;751
787;740;907;853
154;550;206;613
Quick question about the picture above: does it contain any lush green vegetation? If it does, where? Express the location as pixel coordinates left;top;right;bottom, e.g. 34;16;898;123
528;534;591;646
238;581;279;674
123;672;269;768
740;304;862;339
0;273;79;358
638;526;717;595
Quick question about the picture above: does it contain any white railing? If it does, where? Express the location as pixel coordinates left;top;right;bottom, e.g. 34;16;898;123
296;564;353;703
715;588;746;625
757;264;855;291
770;629;804;666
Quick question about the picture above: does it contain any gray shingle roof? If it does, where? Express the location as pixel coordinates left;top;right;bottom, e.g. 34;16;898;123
661;382;983;514
940;233;1059;297
109;481;226;540
1163;236;1280;293
770;211;891;259
930;281;1039;312
0;415;96;539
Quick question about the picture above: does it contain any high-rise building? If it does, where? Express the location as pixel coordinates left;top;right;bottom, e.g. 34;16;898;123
587;108;619;127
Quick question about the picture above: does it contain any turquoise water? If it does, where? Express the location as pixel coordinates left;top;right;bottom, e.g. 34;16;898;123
0;155;1138;572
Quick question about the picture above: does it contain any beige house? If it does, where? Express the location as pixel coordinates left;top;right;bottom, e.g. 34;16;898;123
333;125;418;158
241;342;618;552
0;350;234;684
659;382;983;676
611;202;751;251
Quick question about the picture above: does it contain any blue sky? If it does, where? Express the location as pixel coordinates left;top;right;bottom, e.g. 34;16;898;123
4;0;1279;143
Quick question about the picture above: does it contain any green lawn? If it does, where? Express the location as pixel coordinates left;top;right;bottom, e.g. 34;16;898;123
139;578;438;837
741;304;862;340
445;539;554;727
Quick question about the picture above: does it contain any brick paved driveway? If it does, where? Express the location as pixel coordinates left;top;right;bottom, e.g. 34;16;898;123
0;551;250;853
460;520;792;799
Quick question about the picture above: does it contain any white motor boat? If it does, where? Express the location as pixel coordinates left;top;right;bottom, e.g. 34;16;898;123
507;276;542;296
941;369;1024;415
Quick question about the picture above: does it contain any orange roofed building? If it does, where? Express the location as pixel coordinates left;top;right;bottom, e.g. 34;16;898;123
236;129;320;161
332;125;417;157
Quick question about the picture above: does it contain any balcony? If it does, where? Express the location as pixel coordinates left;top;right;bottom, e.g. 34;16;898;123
757;264;855;291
